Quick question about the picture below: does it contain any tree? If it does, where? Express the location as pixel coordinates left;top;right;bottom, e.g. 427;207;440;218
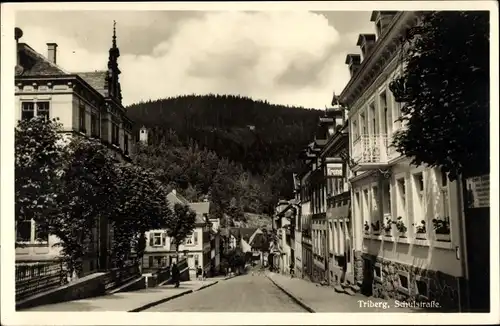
389;11;489;180
50;136;119;278
168;203;197;259
110;163;172;267
15;117;64;246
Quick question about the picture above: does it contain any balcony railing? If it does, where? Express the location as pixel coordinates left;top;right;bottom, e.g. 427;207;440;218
352;134;401;170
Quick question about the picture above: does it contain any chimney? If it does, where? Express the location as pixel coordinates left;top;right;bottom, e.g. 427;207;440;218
357;34;377;60
46;43;58;64
345;54;361;78
370;11;398;37
15;27;23;67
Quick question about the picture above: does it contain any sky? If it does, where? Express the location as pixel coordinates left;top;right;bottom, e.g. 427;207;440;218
16;10;376;109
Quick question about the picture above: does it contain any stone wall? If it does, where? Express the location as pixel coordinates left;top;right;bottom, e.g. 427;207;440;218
353;250;364;285
360;253;461;311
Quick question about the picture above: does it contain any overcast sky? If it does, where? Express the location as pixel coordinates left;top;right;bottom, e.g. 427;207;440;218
16;10;376;109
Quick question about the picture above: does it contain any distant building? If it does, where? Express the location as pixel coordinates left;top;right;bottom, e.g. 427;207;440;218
139;125;148;143
14;24;133;275
143;189;215;277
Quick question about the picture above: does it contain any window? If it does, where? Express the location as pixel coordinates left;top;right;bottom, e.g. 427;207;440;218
438;170;450;218
352;120;359;141
382;180;392;216
34;222;48;242
149;256;154;267
193;231;198;245
362;189;370;225
194;254;199;267
416;278;429;298
79;101;86;132
111;123;120;146
398;273;409;291
413;173;424;219
371;185;379;222
369;103;377;135
16;220;32;242
380;91;390;135
37;102;50;119
397;178;407;219
124;134;129;154
360;112;367;135
91;113;99;137
21;102;50;120
150;232;165;247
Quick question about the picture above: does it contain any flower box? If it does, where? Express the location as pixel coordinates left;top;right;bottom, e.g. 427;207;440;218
415;232;427;240
398;232;407;238
384;230;392;237
436;233;451;242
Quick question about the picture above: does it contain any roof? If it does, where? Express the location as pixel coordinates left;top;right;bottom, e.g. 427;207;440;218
76;71;108;96
188;201;211;224
188;202;210;216
16;43;69;77
229;227;259;242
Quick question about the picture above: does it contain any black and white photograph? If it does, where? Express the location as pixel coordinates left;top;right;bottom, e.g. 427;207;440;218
1;1;498;325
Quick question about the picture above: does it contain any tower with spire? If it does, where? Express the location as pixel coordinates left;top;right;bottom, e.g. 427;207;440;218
106;20;123;104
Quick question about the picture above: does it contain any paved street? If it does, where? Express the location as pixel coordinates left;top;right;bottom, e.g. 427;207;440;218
145;273;308;312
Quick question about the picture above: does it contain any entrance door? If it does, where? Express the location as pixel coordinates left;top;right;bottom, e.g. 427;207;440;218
464;206;490;312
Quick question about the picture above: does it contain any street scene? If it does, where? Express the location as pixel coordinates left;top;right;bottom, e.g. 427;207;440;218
4;3;494;321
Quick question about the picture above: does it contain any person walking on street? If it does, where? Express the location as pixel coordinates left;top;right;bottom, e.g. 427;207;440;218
171;263;180;288
197;266;203;281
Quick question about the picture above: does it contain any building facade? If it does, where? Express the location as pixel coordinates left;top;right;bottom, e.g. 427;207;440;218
340;11;465;310
14;25;133;274
143;190;213;277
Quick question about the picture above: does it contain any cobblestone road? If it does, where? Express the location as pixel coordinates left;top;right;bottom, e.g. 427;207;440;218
144;273;308;312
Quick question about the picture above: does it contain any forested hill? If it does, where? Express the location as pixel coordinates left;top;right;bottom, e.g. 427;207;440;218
126;94;324;218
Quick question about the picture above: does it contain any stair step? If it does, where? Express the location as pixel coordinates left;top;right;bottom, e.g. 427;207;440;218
351;285;361;293
344;287;356;296
334;285;345;293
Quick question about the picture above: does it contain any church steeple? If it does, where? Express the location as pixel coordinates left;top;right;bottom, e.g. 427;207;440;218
106;20;122;104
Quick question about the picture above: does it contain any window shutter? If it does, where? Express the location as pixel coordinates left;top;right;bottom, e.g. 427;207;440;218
162;233;166;246
149;234;154;247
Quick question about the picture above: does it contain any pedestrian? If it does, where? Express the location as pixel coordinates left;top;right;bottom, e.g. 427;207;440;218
290;263;295;278
197;266;203;281
171;263;180;288
203;270;207;281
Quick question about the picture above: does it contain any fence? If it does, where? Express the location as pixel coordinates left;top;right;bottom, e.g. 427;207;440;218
103;261;141;292
16;261;67;302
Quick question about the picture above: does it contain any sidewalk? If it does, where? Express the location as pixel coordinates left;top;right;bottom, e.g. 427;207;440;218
23;279;219;312
266;272;422;313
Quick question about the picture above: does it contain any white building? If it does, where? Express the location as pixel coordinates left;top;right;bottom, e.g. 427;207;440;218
340;11;465;310
14;26;133;275
143;190;214;277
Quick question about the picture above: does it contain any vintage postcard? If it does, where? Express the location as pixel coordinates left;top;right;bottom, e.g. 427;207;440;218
1;1;498;325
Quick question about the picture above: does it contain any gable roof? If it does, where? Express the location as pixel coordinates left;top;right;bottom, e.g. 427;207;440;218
76;71;108;96
16;43;69;77
229;227;259;243
188;201;210;224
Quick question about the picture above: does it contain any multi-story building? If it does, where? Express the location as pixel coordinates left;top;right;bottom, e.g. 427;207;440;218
14;25;133;274
291;173;303;278
339;11;466;310
273;200;297;274
318;101;355;292
143;190;213;277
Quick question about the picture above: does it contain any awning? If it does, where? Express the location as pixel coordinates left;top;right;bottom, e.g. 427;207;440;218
327;204;350;220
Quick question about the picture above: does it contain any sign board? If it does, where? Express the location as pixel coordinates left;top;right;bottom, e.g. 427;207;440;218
466;174;490;208
327;163;343;177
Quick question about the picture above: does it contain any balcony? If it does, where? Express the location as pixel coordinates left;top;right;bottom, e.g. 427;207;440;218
351;134;401;171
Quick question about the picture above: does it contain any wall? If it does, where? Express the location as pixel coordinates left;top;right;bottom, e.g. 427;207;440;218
354;158;463;277
15;86;74;128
